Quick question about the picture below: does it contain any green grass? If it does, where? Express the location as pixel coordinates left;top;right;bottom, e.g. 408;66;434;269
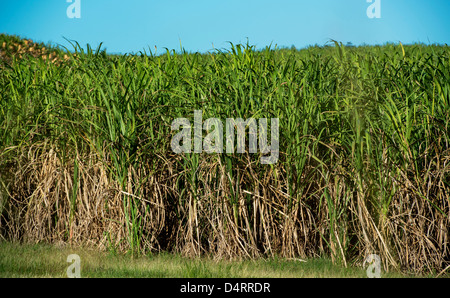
0;241;415;278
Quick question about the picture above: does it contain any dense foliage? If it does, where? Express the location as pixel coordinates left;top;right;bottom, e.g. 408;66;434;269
1;34;449;273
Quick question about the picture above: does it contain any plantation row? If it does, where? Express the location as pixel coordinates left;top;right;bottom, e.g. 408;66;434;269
0;34;449;274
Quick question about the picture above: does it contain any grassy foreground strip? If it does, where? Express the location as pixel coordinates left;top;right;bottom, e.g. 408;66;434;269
0;242;414;278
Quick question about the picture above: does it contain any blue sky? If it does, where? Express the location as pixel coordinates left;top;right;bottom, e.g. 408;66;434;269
0;0;449;54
